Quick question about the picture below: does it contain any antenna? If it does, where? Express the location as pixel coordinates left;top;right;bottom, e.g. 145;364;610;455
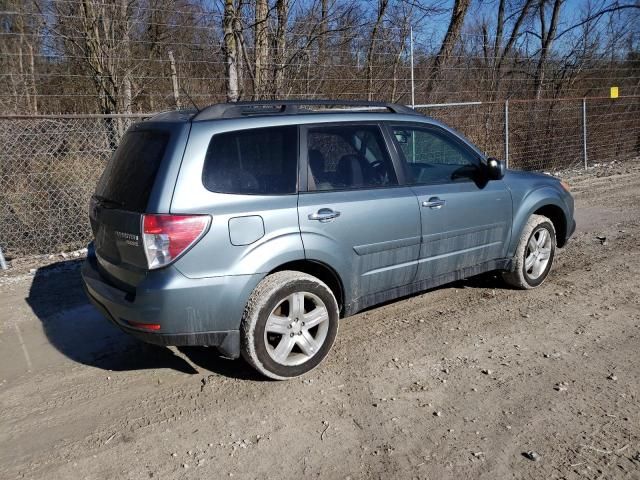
180;86;201;112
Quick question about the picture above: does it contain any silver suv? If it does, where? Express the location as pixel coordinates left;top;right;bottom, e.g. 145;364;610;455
82;100;575;380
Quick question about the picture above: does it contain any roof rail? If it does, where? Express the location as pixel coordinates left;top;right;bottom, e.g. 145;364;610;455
192;99;418;121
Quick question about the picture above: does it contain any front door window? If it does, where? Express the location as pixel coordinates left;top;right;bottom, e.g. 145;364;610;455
392;126;480;185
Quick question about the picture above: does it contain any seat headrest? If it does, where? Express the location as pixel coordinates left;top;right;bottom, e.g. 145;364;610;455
308;149;324;169
336;154;364;187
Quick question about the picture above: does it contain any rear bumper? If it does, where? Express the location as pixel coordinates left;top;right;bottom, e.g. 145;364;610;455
84;286;240;355
81;246;263;358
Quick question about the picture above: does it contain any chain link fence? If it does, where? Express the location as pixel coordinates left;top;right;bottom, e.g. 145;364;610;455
416;102;507;161
419;96;640;172
1;97;638;259
0;114;146;258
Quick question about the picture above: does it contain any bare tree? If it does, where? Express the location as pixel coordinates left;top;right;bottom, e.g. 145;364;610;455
533;0;563;99
254;0;269;99
365;0;390;101
390;3;414;102
319;0;330;68
0;0;40;114
483;0;536;100
425;0;471;99
1;0;637;113
272;0;289;97
223;0;240;101
120;0;132;114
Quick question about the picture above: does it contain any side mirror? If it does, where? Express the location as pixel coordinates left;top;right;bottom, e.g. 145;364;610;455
486;157;506;180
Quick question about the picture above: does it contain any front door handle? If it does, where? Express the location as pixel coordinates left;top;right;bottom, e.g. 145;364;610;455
308;208;341;222
422;197;446;209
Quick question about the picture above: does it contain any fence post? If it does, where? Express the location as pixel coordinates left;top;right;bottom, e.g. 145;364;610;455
0;246;7;270
504;100;509;168
582;98;588;170
410;26;415;108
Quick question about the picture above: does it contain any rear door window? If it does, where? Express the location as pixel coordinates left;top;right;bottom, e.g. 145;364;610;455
95;129;170;212
203;126;298;194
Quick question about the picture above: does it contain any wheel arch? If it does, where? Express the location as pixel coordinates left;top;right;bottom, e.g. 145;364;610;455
269;260;345;316
533;204;568;247
509;187;570;256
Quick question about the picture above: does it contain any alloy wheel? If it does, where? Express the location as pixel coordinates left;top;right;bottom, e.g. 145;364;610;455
524;227;553;280
263;291;330;366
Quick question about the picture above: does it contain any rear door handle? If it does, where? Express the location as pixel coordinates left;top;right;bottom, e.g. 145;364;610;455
308;208;341;222
422;197;446;209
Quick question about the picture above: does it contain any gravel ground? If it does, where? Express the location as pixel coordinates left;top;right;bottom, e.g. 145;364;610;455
1;163;639;480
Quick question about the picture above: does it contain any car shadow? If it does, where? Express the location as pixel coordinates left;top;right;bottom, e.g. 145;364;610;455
177;347;267;382
26;260;510;377
26;260;198;374
451;271;509;290
360;271;509;314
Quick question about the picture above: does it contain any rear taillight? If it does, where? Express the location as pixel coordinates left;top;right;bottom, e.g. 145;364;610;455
142;214;210;269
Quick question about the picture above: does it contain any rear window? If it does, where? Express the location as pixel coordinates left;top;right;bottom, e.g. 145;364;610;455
95;130;170;211
203;126;298;194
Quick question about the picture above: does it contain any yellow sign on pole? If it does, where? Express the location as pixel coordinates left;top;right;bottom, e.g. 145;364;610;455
610;86;619;99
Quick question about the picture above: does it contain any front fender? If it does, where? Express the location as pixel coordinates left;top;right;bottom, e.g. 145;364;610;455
508;186;571;258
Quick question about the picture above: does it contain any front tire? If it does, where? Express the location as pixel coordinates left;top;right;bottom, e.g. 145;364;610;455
502;214;556;289
241;271;339;380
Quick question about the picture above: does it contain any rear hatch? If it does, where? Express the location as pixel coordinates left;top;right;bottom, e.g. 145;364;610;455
89;124;182;289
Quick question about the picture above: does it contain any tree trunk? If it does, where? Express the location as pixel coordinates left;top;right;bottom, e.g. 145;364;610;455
319;0;329;68
120;0;132;114
273;0;288;98
168;50;181;109
79;0;119;147
223;0;239;102
254;0;269;99
391;21;411;103
487;0;535;102
27;42;37;114
534;0;563;99
365;0;389;101
79;0;118;115
496;0;535;73
425;0;471;100
17;42;29;112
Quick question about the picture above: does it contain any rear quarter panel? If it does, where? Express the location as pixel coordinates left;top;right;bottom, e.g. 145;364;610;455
169;121;304;279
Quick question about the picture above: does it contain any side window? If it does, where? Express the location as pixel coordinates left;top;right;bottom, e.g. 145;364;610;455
306;125;397;191
392;126;479;184
203;125;297;194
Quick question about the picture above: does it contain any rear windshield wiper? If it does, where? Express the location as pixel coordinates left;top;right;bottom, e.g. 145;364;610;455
93;195;125;209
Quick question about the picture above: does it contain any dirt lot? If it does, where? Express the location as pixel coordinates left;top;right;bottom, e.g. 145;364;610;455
1;163;639;480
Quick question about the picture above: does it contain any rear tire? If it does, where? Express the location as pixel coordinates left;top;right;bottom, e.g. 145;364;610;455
502;214;556;289
241;271;339;380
